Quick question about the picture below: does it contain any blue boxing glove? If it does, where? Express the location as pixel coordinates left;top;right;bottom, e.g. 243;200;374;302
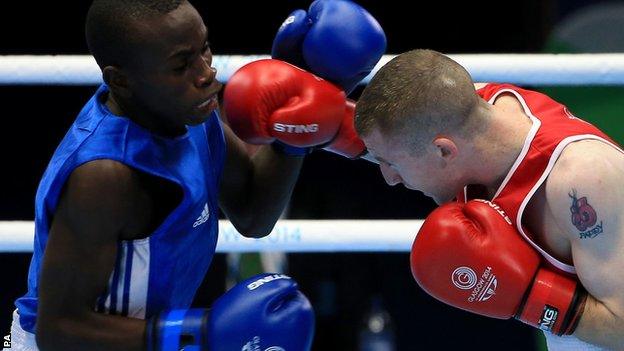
147;273;315;351
272;0;386;94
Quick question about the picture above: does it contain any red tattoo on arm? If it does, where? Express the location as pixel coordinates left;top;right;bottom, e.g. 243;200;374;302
569;189;603;238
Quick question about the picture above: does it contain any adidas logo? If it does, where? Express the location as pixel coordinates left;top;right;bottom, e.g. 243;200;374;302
193;203;210;228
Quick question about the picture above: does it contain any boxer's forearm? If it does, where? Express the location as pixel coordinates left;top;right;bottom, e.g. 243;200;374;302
218;121;303;238
226;145;303;238
573;295;624;350
37;312;146;351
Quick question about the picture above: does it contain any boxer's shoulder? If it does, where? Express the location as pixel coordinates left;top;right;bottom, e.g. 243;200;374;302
548;139;623;187
543;141;607;214
66;159;181;240
540;139;624;243
60;160;139;236
73;158;134;177
523;140;624;260
67;159;138;205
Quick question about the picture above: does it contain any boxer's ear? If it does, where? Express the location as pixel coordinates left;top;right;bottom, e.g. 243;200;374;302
432;136;458;160
102;66;131;99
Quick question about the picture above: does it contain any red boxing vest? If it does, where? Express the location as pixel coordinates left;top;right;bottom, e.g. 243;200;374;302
458;83;622;274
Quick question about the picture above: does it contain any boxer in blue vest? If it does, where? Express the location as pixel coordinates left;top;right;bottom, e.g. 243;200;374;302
11;0;385;350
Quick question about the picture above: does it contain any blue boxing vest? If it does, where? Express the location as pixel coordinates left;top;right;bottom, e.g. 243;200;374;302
15;85;225;333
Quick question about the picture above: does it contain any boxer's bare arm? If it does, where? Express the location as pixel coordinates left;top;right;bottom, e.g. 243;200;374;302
218;122;303;238
37;160;146;351
545;140;624;349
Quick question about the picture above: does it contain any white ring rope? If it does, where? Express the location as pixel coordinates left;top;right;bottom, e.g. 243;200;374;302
2;53;622;253
2;54;624;85
0;220;422;253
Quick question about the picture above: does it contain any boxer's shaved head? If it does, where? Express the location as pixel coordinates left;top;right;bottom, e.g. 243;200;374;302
355;49;488;155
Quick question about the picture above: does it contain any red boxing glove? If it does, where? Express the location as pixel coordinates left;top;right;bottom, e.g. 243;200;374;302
224;59;344;148
224;59;366;159
410;199;587;335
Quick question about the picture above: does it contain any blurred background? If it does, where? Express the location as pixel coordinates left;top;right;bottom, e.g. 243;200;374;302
1;0;624;349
